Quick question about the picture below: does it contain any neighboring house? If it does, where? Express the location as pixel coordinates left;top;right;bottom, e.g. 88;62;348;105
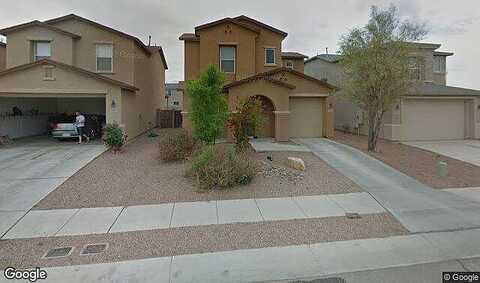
305;43;480;141
165;82;183;110
0;42;6;71
179;16;336;141
0;14;167;140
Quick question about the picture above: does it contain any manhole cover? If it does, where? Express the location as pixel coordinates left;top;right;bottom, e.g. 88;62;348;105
43;247;73;259
80;243;108;255
345;212;361;219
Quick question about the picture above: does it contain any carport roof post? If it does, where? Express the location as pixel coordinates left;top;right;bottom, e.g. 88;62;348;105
0;59;139;92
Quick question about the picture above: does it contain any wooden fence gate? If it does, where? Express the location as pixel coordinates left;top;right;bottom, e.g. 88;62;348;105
156;110;182;128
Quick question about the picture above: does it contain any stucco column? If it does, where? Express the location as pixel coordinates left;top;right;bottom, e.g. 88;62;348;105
274;111;289;142
181;111;193;134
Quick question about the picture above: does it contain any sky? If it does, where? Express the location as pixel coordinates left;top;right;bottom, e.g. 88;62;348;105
1;0;479;89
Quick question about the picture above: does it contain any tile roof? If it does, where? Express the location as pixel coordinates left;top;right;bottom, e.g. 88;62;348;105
233;15;288;37
409;82;480;96
305;54;342;64
0;59;139;91
0;20;81;39
179;33;200;41
281;52;308;59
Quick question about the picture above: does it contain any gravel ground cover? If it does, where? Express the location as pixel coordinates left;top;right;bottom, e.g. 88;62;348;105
0;213;407;269
34;129;360;209
333;131;480;189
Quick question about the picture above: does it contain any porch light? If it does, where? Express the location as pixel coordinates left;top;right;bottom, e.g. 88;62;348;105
111;99;116;110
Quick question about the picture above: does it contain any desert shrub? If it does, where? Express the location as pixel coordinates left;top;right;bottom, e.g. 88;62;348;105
159;129;195;162
228;97;264;150
186;65;229;144
190;144;258;190
104;123;125;149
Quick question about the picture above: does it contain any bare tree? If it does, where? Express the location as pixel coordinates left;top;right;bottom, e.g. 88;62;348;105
339;5;427;151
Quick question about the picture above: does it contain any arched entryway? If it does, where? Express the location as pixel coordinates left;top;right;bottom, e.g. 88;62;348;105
251;95;275;138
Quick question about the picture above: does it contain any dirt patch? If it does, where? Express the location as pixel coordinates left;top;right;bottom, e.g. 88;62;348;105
0;213;407;269
333;131;480;189
34;129;360;209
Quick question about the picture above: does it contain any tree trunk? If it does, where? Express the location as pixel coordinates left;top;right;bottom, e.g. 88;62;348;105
367;111;384;152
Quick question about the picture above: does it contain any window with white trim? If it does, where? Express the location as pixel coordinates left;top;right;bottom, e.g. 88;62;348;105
408;57;421;81
220;46;235;73
96;44;113;72
433;56;446;73
265;48;275;65
32;41;51;61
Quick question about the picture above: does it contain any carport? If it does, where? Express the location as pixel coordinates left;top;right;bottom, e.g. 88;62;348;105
0;95;106;139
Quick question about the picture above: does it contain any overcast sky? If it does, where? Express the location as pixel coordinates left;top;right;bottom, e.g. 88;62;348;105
1;0;479;89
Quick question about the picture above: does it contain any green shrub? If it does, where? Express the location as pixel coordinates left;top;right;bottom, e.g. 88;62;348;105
104;123;125;149
159;129;195;162
190;144;258;190
228;97;264;150
186;65;229;144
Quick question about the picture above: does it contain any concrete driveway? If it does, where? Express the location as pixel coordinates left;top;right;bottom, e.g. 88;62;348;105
403;140;480;167
0;136;105;237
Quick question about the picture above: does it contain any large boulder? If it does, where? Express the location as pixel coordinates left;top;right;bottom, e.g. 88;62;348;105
287;157;306;171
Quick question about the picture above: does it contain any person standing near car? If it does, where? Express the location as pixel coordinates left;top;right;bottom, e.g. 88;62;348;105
75;111;89;144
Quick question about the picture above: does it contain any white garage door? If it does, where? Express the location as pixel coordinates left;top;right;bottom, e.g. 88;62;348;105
289;97;324;138
402;99;465;141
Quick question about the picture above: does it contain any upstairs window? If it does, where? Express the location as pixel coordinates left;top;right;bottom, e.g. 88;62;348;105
33;41;51;61
96;44;113;73
285;60;294;69
265;48;276;65
220;46;235;73
408;57;423;81
433;56;446;73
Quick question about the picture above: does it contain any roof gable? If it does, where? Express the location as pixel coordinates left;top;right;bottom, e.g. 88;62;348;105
0;59;138;91
0;20;81;38
233;15;287;37
44;14;151;55
195;18;260;35
261;67;337;90
223;76;295;91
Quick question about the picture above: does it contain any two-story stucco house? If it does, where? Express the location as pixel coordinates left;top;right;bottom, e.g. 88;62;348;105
0;14;167;140
305;43;480;141
165;82;184;110
179;16;336;141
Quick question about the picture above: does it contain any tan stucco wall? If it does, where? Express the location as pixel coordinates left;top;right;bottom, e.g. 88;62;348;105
283;58;304;73
227;80;290;112
0;45;6;71
196;24;257;82
49;19;137;85
5;26;74;68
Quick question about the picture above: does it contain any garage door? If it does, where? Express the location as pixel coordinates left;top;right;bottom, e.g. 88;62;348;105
289;97;324;138
402;99;465;141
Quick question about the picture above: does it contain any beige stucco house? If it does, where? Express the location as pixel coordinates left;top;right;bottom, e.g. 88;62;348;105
165;82;184;110
305;43;480;141
0;14;167;140
180;16;336;141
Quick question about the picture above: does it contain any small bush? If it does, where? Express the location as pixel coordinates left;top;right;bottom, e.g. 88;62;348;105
342;123;351;134
190;144;258;190
228;97;264;151
104;123;125;149
159;130;195;162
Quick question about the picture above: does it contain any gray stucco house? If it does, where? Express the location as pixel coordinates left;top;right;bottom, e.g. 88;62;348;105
305;43;480;141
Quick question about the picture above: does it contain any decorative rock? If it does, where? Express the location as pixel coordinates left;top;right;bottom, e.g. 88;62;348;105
287;157;306;171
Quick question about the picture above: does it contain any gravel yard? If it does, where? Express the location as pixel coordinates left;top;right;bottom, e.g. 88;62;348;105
34;129;360;209
333;131;480;189
0;213;407;269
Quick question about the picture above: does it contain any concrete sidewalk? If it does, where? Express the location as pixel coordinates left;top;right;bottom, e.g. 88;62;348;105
295;138;480;233
0;141;106;237
2;228;480;283
3;192;386;239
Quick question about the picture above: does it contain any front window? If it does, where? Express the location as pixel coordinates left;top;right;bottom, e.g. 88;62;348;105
96;44;113;72
33;41;51;61
265;48;276;65
220;46;235;73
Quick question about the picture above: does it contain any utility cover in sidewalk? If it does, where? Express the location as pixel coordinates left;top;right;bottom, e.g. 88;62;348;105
43;247;73;259
80;243;108;255
292;277;347;283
